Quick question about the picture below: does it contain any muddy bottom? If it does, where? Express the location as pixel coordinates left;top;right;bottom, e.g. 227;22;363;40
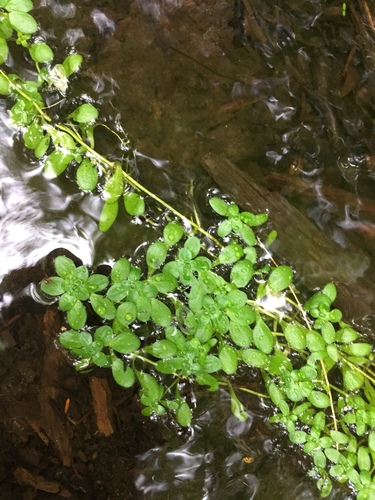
0;264;162;499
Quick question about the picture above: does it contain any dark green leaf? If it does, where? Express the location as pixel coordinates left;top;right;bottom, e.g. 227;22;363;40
196;373;219;391
110;258;131;283
111;358;135;388
151;298;172;327
209;197;228;216
138;372;163;401
109;331;140;354
99;200;118;232
76;160;98;191
267;266;293;292
9;11;38;34
253;318;275;354
70;103;99;124
124;191;145;216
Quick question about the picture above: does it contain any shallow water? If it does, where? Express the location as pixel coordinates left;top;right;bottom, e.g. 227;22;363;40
1;0;375;498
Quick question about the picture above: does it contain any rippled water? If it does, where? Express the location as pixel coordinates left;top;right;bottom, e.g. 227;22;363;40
1;0;375;498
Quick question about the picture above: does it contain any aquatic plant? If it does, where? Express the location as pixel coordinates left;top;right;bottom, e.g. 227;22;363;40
1;1;375;498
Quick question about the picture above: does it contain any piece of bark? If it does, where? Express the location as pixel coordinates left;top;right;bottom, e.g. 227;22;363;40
89;376;114;436
202;154;375;320
13;467;60;494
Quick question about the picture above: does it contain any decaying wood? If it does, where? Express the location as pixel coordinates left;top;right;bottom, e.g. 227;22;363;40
13;467;61;494
89;376;114;437
202;154;375;320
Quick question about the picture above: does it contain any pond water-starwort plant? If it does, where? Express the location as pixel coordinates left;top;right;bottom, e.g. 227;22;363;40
1;1;375;498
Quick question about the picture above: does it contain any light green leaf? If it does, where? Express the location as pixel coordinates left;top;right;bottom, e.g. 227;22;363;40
111;358;135;388
284;323;307;350
335;327;359;344
124;191;145;216
201;355;222;373
239;225;256;246
9;11;38;33
358;447;371;472
230;259;254;288
138;372;163;401
90;294;116;320
70;103;99;123
289;430;307;444
76;160;98;191
322;283;337;302
229;322;253;348
67;300;87;330
253;318;275;354
321;322;336;344
229;385;248;422
5;0;33;12
341;343;372;357
62;53;83;76
99;200;118;232
40;276;64;296
368;431;375;453
146;241;168;270
184;236;200;258
44;150;73;178
217;219;232;237
219;344;238;375
136;295;152;322
267;266;293;292
209;197;228;216
343;367;364;392
308;391;330;409
151;298;172;327
54;255;76;279
163;222;184;247
0;40;9;66
85;274;108;293
23;122;44;149
306;331;326;352
109;331;140;354
110;258;130;283
148;273;177;293
330;430;349;445
145;340;177;359
29;43;54;63
218;243;244;264
59;329;92;350
116;301;137;326
242;348;269;368
34;135;50;158
176;401;191;427
196;373;219;391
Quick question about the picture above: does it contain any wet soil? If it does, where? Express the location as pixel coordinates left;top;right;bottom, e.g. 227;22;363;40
0;261;162;499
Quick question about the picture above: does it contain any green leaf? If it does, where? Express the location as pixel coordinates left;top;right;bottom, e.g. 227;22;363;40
358;447;371;472
284;323;307;350
85;274;108;293
229;322;253;348
336;327;359;344
242;348;269;368
322;283;337;302
368;431;375;453
343;367;364;392
217;219;232;237
201;355;222;373
184;236;201;258
76;160;98;191
29;43;54;63
111;358;135;388
23;122;44;149
176;401;191;427
267;266;293;292
67;300;87;330
40;276;64;296
253;318;275;354
110;258;131;283
151;298;172;327
162;222;184;247
116;301;137;326
209;197;228;216
34;135;50;158
122;191;145;217
138;372;163;401
60;329;92;350
218;243;244;264
330;430;349;445
9;11;38;33
148;273;177;293
229;385;248;421
145;340;177;359
196;373;219;392
58;293;77;311
90;294;116;320
70;103;99;124
99;200;118;232
230;259;254;288
306;331;326;352
308;391;330;409
239;225;256;246
62;53;83;76
219;344;238;375
325;447;340;463
341;343;372;357
146;241;168;271
5;0;33;12
94;326;113;346
54;256;76;279
289;430;307;444
44;150;73;178
0;41;9;67
321;322;336;344
109;331;140;354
